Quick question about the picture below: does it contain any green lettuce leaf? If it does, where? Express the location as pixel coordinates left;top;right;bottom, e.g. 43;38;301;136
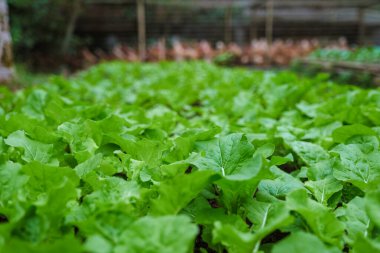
115;215;198;253
272;232;341;253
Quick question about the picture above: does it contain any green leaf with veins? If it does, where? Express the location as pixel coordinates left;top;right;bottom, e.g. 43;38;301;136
365;190;380;228
217;163;272;213
332;124;376;143
305;176;343;205
116;216;198;253
246;200;293;252
258;166;304;199
331;139;380;191
272;232;341;253
352;234;380;253
0;161;27;221
336;197;371;245
287;189;345;247
150;170;218;215
5;130;57;165
74;153;103;178
21;162;79;200
290;141;329;166
190;133;261;180
212;222;254;253
21;89;48;120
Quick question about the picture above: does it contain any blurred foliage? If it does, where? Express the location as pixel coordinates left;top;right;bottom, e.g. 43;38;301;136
8;0;82;59
291;60;375;88
14;64;51;88
213;52;237;66
309;47;380;64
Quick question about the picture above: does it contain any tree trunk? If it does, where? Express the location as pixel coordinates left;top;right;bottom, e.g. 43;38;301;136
0;0;13;84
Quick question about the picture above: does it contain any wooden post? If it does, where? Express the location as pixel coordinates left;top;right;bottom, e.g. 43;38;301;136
137;0;146;61
62;0;82;55
0;0;13;84
249;7;258;42
265;0;274;65
358;8;366;45
224;1;232;44
265;0;274;47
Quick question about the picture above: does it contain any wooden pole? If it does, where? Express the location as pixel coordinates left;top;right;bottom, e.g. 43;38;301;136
0;0;13;84
358;8;366;45
265;0;274;47
265;0;274;65
224;1;232;44
137;0;146;61
249;7;258;42
62;0;82;55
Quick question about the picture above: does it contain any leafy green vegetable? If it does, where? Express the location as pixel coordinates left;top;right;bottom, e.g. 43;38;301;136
287;189;345;247
150;170;217;215
115;216;198;253
337;197;372;246
272;232;341;253
331;136;380;191
365;190;380;227
190;133;260;180
5;130;57;165
0;61;379;252
246;200;293;251
305;176;342;205
309;47;380;64
332;124;376;143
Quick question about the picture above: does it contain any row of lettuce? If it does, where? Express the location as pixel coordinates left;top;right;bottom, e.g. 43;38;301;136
0;62;380;252
309;47;380;64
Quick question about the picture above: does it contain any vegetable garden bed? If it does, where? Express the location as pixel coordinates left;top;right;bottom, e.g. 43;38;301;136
295;48;380;87
0;62;380;253
292;58;380;87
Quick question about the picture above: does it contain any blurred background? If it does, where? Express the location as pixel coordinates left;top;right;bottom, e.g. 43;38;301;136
1;0;380;85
